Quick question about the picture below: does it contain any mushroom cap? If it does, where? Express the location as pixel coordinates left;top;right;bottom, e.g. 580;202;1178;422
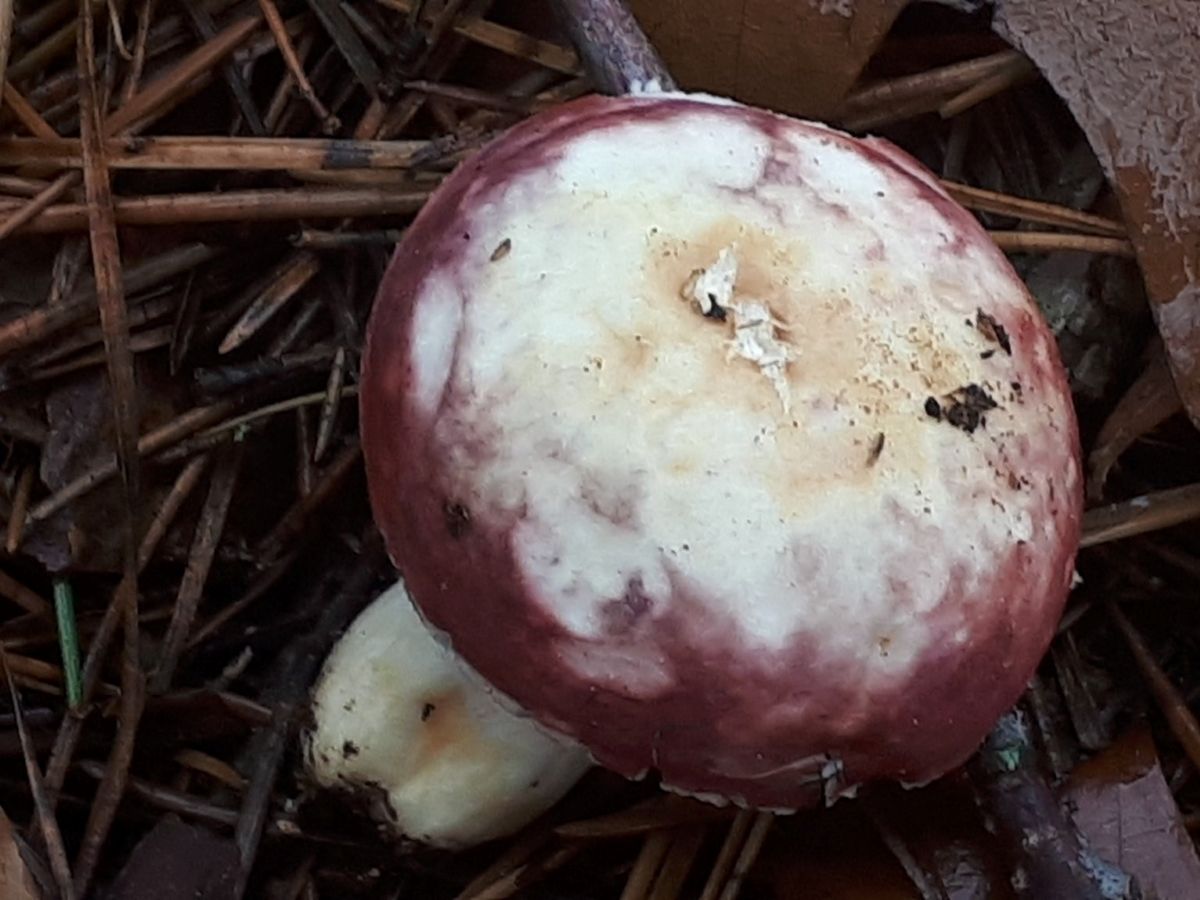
360;93;1083;810
305;581;590;848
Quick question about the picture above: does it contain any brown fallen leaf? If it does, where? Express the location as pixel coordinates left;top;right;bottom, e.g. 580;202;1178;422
0;806;40;900
25;363;184;572
26;371;119;572
1063;726;1200;900
993;2;1200;428
1088;341;1184;499
753;774;1013;900
104;817;239;900
627;0;910;119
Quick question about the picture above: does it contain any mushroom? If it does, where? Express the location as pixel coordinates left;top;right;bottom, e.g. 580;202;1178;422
304;580;592;849
357;86;1083;813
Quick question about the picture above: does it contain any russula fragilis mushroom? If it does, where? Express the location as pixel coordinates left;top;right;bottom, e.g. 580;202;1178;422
359;90;1083;811
304;580;591;848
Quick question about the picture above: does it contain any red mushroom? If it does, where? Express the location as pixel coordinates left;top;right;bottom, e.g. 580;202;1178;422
359;90;1082;811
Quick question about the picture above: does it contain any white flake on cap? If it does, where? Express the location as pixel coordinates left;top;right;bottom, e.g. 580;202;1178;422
684;247;796;413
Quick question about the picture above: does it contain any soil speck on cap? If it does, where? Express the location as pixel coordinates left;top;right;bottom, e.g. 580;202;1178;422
704;294;728;320
943;384;1000;434
925;385;1000;434
975;309;1013;355
867;432;886;466
490;238;512;261
443;502;471;538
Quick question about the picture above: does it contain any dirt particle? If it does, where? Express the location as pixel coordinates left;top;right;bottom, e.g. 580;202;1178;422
927;384;1000;434
421;703;436;721
975;309;1013;355
943;384;999;434
490;237;512;261
342;740;359;759
443;501;471;538
704;293;728;321
601;577;652;634
867;432;886;467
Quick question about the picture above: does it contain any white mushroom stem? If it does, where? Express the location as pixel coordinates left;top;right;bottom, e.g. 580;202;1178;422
304;580;591;849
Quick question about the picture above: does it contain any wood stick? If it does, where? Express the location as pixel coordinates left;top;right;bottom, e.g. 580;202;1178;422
117;0;156;104
0;15;263;241
137;455;210;572
69;2;147;889
0;170;77;241
717;812;773;900
621;830;673;900
2;83;59;139
941;180;1125;237
175;0;266;134
11;186;430;234
4;652;76;899
404;79;541;114
77;0;142;546
939;56;1037;118
373;0;580;74
550;0;671;93
0;135;429;171
1082;483;1200;547
29;400;237;524
149;445;243;692
698;810;755;900
0;568;51;617
304;0;382;93
987;230;1135;257
0;242;217;358
0;173;50;196
219;250;321;353
4;463;34;553
841;50;1027;115
1107;600;1200;774
259;0;337;132
14;0;73;44
6;0;106;82
264;29;314;132
105;14;262;135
